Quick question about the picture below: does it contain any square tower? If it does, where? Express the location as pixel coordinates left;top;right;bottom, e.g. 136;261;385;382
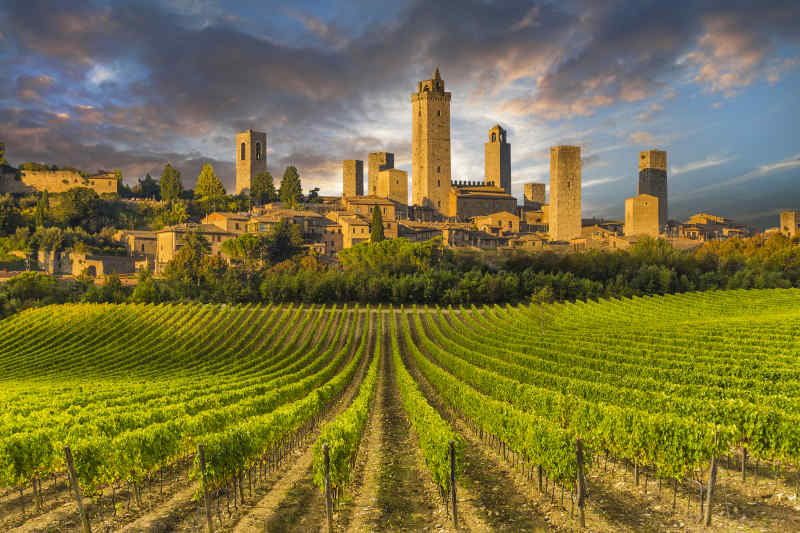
549;146;581;242
638;149;668;229
377;168;408;205
412;68;451;215
235;130;267;195
780;211;800;239
625;194;660;237
524;182;546;209
485;124;511;193
342;159;364;197
368;152;394;195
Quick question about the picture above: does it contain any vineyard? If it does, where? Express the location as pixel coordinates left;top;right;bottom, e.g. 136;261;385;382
1;289;800;532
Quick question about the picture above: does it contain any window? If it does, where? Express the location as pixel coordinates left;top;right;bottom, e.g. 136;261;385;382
383;208;387;214
235;223;240;230
437;166;440;172
437;110;441;116
438;200;441;208
240;142;246;160
255;142;262;161
437;179;441;187
492;132;496;142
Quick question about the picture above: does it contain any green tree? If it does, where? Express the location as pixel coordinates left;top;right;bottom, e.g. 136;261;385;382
114;168;123;184
196;163;226;199
279;166;302;208
267;219;303;263
34;190;49;228
137;173;160;199
251;171;276;205
370;206;385;242
0;141;6;165
221;233;269;266
163;230;211;288
160;164;183;204
0;194;22;237
56;187;107;232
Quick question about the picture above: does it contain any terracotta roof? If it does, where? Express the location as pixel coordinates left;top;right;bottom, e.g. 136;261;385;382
157;223;234;235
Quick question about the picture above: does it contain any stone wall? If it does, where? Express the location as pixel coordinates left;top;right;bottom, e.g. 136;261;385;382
549;146;582;241
1;169;118;195
377;168;408;205
638;168;668;228
367;152;393;196
638;149;667;172
524;183;546;208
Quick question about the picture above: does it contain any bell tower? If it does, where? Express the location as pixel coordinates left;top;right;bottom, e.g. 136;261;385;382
235;129;267;195
412;68;451;216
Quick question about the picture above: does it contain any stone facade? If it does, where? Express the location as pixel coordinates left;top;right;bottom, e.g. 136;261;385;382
156;223;234;272
448;185;517;221
367;152;394;195
235;130;267;194
343;196;399;221
0;168;118;195
624;194;659;237
638;149;668;229
377;168;408;205
485;125;511;194
342;159;364;197
524;183;546;209
549;146;582;241
780;211;800;238
473;211;519;234
412;68;451;215
203;212;250;234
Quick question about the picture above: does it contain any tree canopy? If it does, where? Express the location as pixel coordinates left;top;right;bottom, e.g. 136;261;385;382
160;164;183;204
251;171;277;205
0;141;6;166
195;163;226;199
279;166;302;208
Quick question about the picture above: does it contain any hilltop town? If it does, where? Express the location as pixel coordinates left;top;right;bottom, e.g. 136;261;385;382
0;69;797;282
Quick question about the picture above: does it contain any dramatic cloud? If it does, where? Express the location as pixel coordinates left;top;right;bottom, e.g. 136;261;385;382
671;155;735;176
693;153;800;194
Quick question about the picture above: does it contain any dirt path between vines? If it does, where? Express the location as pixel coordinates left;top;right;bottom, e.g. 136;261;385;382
228;312;373;533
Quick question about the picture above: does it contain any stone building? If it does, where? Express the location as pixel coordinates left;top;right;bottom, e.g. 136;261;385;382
549;145;582;241
624;194;660;237
377;168;408;205
524;183;546;209
473;211;519;235
0;167;118;195
368;152;394;196
235;129;267;194
343;196;399;221
203;212;250;234
638;149;668;229
485;125;511;194
156;223;234;272
448;184;517;221
342;159;364;197
412;68;451;215
780;211;800;238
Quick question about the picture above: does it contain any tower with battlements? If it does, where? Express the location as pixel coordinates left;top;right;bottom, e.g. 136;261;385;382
235;130;267;195
412;68;451;215
638;149;668;229
485;125;511;194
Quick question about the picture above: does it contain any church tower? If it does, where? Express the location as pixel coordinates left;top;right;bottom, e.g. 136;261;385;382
235;129;267;195
412;68;451;215
485;124;511;193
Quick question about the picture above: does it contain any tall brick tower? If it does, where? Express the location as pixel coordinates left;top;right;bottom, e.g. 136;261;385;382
549;145;582;242
638;149;668;229
412;68;451;215
485;124;511;193
342;159;364;197
368;152;394;195
235;129;267;195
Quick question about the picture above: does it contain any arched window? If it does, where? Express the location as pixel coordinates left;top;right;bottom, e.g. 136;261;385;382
492;132;496;142
240;142;246;161
255;142;262;161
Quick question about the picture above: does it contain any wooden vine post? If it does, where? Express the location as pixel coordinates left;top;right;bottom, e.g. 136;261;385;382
64;446;92;533
576;438;586;529
198;444;214;533
704;431;719;527
450;440;458;526
324;443;334;533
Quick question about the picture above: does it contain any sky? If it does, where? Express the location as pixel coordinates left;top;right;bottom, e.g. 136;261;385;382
0;0;799;229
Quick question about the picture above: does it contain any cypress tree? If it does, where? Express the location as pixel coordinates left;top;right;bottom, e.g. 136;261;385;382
279;166;302;208
196;163;226;199
160;164;183;204
371;205;385;242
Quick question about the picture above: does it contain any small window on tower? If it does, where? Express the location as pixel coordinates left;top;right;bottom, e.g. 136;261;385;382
255;142;262;161
437;166;440;172
437;110;441;117
492;132;496;142
437;179;441;187
438;200;441;208
240;142;246;161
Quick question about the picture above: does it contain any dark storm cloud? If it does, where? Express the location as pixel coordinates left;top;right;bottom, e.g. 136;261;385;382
0;0;798;189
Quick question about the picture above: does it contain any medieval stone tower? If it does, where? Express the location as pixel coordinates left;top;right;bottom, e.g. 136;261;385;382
549;145;582;242
412;68;451;215
638;149;668;229
368;152;394;195
485;124;511;193
342;159;364;197
235;130;267;195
